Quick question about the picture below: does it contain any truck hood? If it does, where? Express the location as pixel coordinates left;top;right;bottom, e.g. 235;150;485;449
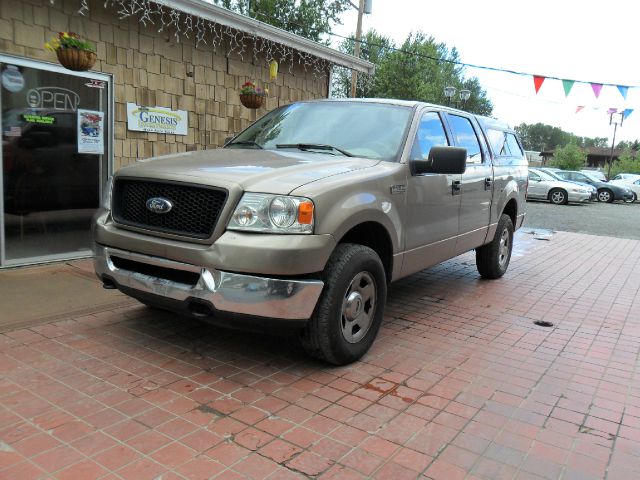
117;148;380;194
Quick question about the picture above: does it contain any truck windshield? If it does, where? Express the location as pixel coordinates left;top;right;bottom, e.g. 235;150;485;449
226;101;412;161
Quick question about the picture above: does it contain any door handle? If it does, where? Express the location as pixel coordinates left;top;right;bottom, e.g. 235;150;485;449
485;177;493;190
452;180;461;195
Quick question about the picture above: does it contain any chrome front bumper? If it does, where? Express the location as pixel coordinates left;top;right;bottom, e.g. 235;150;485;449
94;245;324;320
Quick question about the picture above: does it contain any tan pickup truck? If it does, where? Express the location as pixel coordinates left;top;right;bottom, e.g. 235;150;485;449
94;99;527;365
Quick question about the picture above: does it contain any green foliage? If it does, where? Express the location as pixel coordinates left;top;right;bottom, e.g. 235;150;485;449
214;0;350;42
548;142;586;170
608;149;640;178
333;30;493;116
515;122;636;151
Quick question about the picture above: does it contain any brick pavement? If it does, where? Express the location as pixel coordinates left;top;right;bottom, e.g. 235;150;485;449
1;231;640;479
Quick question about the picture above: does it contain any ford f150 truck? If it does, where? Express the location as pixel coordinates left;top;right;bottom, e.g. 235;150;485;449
94;99;527;365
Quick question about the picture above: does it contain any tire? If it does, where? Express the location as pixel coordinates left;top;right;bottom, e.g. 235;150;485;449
597;189;614;203
475;213;514;279
548;188;568;205
301;244;386;365
625;192;637;203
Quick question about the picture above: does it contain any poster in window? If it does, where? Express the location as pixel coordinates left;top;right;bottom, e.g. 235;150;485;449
77;109;104;154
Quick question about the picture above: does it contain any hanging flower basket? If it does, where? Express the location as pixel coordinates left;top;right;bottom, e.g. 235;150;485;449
239;93;265;109
56;49;97;71
45;32;96;72
239;82;267;109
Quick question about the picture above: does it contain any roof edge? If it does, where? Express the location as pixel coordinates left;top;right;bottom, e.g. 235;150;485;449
153;0;375;74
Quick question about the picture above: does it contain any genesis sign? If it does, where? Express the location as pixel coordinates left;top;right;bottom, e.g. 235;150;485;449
127;103;187;135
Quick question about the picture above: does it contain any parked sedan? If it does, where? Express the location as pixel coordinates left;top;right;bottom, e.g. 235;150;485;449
610;173;640;182
610;177;640;202
527;168;592;204
553;170;634;203
537;167;597;200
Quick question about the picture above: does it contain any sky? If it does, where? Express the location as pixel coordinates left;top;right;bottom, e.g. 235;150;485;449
330;0;640;143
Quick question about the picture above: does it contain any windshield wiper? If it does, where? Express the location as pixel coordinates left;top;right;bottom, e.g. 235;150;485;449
276;143;354;157
226;141;263;149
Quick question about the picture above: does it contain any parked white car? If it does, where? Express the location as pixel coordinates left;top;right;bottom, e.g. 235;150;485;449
528;168;592;204
610;177;640;202
610;173;640;182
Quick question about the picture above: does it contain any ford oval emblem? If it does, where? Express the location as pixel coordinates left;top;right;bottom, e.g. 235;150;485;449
146;197;173;214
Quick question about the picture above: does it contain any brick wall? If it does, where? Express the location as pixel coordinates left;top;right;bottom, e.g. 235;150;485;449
0;0;329;170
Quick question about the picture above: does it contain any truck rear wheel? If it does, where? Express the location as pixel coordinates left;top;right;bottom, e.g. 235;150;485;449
475;213;513;279
301;243;386;365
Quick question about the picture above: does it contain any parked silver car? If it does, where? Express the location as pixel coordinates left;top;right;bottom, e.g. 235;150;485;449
537;167;597;200
527;168;591;204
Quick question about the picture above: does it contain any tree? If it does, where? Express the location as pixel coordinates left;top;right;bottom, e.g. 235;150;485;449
514;122;630;151
213;0;350;42
333;30;493;116
332;30;394;98
515;123;571;151
548;142;586;170
608;148;640;178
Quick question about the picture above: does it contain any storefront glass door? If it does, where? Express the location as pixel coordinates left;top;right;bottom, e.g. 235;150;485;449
0;56;111;266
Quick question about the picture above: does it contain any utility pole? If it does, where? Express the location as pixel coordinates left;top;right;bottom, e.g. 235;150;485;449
350;0;365;98
607;112;624;180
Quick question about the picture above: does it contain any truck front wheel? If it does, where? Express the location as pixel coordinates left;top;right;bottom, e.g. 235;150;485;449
475;213;514;279
301;244;386;365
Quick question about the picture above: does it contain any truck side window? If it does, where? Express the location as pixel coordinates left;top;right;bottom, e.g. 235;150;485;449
410;111;449;160
506;134;524;158
487;129;508;156
448;115;482;164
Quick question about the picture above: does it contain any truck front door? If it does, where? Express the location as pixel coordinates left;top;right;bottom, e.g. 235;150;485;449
445;113;493;254
401;110;461;277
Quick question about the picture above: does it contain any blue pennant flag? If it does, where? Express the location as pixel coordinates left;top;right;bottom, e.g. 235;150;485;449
617;85;629;100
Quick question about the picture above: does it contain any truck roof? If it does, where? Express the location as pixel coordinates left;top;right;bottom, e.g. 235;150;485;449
310;98;514;131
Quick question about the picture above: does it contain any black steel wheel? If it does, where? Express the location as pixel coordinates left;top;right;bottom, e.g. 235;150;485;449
301;244;386;365
475;213;514;279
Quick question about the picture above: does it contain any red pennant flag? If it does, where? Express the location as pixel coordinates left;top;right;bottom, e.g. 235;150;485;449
576;106;585;114
591;83;603;98
533;75;546;94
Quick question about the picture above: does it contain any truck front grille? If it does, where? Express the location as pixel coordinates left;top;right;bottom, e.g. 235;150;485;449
112;178;227;239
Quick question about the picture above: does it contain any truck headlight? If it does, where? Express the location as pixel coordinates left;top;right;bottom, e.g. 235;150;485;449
102;176;114;210
228;193;314;234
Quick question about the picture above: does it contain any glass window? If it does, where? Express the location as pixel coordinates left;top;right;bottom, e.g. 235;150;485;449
635;179;640;185
448;114;482;163
506;134;523;158
1;60;110;264
529;172;541;181
487;129;508;156
409;111;448;160
228;102;412;161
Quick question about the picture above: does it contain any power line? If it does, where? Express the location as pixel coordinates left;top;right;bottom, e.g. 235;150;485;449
248;9;640;90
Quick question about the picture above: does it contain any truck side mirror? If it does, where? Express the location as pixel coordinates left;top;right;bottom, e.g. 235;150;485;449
410;146;467;175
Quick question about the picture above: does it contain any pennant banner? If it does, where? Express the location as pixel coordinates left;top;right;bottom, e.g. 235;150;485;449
623;108;634;120
591;83;603;98
575;106;584;114
607;108;618;114
533;75;546;94
562;79;575;97
617;85;629;100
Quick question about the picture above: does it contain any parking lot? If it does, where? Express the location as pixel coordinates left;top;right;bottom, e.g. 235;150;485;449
1;220;640;479
525;200;640;240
